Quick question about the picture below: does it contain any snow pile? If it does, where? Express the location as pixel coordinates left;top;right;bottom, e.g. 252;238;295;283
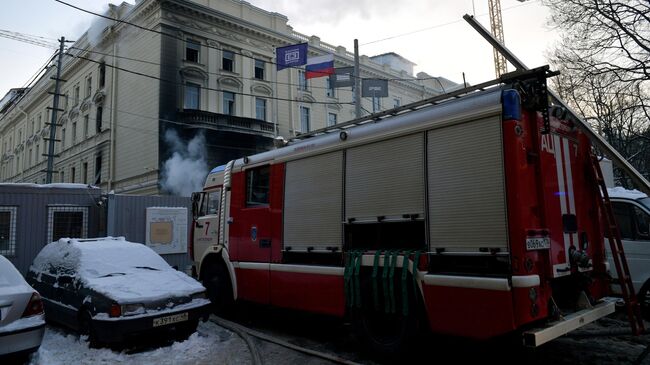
30;321;250;365
0;183;98;189
607;187;648;200
30;237;205;302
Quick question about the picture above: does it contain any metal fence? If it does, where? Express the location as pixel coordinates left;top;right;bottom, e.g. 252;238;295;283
106;193;192;272
0;184;102;274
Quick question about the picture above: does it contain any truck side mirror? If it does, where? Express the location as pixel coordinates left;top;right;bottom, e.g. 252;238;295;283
191;192;201;220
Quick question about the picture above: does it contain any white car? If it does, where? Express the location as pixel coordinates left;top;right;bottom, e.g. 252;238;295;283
607;187;650;319
0;255;45;359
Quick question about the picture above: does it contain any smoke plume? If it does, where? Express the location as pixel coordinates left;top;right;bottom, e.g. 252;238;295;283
161;130;209;197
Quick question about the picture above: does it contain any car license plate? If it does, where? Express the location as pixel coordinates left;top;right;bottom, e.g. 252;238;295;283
526;237;550;251
153;312;188;327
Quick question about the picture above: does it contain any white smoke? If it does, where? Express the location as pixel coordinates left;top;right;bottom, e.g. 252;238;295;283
161;130;209;197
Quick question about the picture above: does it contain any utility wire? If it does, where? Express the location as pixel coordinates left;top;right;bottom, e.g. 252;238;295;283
52;0;447;85
65;52;353;106
361;0;538;46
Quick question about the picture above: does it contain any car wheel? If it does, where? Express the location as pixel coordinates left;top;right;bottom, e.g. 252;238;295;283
639;282;650;321
202;262;234;316
78;309;99;348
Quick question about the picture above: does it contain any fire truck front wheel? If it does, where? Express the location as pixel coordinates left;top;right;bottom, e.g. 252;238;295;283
201;260;234;316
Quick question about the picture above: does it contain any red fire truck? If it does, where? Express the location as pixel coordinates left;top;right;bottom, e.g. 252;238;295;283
189;67;630;353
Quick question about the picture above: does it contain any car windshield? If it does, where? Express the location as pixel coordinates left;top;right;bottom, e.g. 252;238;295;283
639;197;650;211
0;255;25;287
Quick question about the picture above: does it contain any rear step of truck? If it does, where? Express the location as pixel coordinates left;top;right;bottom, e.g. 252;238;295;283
590;154;646;335
523;297;616;347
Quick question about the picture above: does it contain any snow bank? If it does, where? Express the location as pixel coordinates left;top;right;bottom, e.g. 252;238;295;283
0;183;99;189
30;237;205;302
607;187;648;200
30;321;250;365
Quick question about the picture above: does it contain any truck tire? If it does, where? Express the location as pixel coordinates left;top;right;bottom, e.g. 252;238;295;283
351;270;420;358
639;282;650;321
202;261;234;316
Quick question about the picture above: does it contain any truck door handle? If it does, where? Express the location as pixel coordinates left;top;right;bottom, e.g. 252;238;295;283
260;239;271;248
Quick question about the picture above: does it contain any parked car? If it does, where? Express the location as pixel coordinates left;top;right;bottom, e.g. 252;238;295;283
0;255;45;359
27;237;211;346
607;187;650;319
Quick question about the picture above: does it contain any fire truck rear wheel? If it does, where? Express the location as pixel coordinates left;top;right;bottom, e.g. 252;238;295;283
202;261;234;316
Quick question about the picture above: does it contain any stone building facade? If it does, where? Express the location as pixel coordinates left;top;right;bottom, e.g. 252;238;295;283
0;0;458;195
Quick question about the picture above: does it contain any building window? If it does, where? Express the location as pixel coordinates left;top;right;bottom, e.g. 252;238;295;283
47;206;88;243
298;70;308;91
255;98;266;121
245;165;270;206
72;122;77;144
372;96;381;113
84;115;89;138
300;106;310;132
95;155;102;185
0;207;18;256
28;149;32;167
328;113;337;127
96;107;103;132
184;83;200;110
74;85;80;105
254;59;265;80
60;171;65;183
393;98;401;108
64;92;69;110
86;77;92;98
186;39;200;63
36;144;40;163
326;77;335;97
61;128;66;150
82;162;88;184
222;51;234;72
71;167;76;183
99;62;106;88
223;91;235;115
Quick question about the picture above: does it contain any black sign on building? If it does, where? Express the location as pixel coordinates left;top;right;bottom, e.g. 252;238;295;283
362;79;389;97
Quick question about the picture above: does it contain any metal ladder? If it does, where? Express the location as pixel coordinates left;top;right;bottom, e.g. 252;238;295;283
590;154;645;335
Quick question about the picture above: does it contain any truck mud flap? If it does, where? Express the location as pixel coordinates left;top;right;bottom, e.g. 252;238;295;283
522;297;616;347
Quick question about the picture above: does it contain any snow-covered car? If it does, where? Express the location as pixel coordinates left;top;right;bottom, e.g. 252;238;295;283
0;255;45;358
26;237;211;346
607;187;650;319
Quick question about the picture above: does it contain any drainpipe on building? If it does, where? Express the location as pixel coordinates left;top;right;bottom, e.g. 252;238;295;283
108;28;119;192
16;106;29;182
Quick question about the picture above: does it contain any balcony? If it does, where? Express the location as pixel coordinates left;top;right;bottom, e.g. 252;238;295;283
176;110;275;138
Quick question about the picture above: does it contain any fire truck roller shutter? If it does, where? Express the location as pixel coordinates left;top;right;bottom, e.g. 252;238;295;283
284;151;344;252
427;116;508;252
345;133;425;221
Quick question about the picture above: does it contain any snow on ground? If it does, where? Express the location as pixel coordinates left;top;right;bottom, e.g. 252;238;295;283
28;321;251;365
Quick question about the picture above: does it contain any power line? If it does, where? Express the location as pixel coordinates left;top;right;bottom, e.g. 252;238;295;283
65;52;353;106
360;0;538;46
52;0;446;85
0;29;58;49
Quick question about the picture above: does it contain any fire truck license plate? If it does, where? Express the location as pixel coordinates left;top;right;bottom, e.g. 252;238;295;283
153;312;188;327
526;237;550;250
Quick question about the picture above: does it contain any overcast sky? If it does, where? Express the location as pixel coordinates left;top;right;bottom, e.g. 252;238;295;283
0;0;559;98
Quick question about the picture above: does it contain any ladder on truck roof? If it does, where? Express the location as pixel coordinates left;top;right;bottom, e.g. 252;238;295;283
590;155;646;335
289;66;555;142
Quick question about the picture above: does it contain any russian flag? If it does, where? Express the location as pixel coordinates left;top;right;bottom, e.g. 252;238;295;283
305;54;334;79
